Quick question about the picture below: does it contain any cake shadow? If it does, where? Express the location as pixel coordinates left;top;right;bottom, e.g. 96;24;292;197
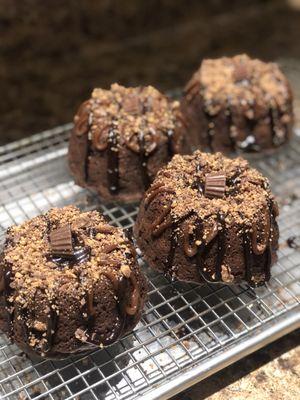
12;338;134;399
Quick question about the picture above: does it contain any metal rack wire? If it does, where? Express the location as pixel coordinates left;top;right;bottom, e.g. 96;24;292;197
0;125;299;400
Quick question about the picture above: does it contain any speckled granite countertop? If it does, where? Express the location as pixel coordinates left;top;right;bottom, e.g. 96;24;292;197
172;329;299;400
1;0;300;144
0;1;299;398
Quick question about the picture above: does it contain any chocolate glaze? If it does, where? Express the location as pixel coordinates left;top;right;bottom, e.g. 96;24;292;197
50;246;90;267
84;134;92;182
203;109;214;152
215;214;226;281
242;217;272;288
269;107;287;147
3;263;14;337
227;168;242;187
167;129;175;158
191;164;205;195
44;306;59;353
184;79;201;102
125;273;140;315
241;117;260;152
138;132;150;189
193;214;226;283
166;229;178;277
183;220;202;258
226;107;236;151
107;126;120;194
251;210;270;255
243;231;253;284
269;107;276;146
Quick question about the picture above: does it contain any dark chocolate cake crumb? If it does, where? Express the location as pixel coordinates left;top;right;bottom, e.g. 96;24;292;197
134;151;279;287
287;235;300;249
181;54;294;154
0;206;147;359
68;83;190;203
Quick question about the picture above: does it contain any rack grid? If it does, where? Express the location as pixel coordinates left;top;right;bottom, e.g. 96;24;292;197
0;125;299;400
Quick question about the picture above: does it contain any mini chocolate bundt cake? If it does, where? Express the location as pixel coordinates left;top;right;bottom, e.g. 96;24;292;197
134;151;279;287
0;206;147;358
181;54;293;153
68;83;189;203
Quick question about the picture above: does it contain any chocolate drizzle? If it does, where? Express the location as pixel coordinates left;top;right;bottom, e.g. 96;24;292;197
3;263;14;337
193;214;226;283
241;202;273;287
269;107;287;147
166;229;178;277
167;129;175;158
203;109;214;152
84;133;92;182
138;132;151;189
145;182;174;210
73;100;92;183
50;246;90;267
107;125;120;194
83;267;139;346
193;163;204;194
214;214;226;281
76;224;141;346
41;304;59;353
226;107;236;151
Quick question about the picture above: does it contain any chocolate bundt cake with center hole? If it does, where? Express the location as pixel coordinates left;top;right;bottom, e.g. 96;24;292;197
0;206;147;359
68;83;189;203
134;151;279;287
181;54;293;153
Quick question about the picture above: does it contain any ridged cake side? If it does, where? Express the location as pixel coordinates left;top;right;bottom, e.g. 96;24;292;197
69;83;189;202
134;151;279;287
0;206;147;358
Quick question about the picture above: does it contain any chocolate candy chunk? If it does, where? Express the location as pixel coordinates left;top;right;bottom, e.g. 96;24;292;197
204;173;226;199
49;224;73;257
233;63;250;82
287;235;300;249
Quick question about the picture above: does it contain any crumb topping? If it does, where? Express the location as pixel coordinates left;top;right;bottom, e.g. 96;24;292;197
0;206;139;352
150;151;276;232
74;83;184;155
185;54;292;117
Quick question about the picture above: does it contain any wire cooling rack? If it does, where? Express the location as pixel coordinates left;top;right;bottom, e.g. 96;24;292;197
0;125;299;400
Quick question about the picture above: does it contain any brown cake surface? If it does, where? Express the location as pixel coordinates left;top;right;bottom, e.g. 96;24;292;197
69;83;189;203
181;54;293;153
0;206;147;359
134;151;279;287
